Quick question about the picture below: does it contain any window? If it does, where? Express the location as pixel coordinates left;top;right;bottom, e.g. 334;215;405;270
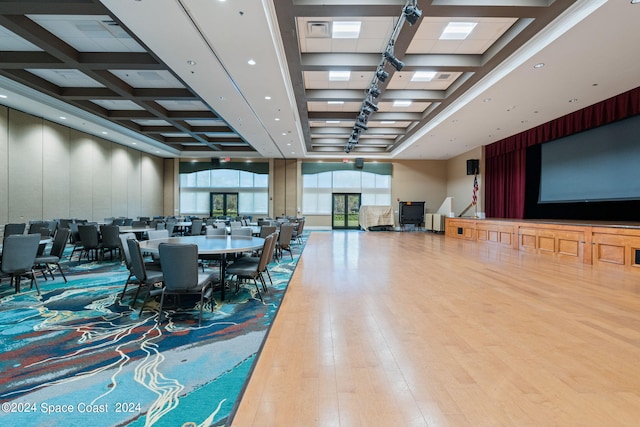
180;168;268;216
302;170;390;215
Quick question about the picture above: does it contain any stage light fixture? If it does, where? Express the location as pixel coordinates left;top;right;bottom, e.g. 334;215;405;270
362;106;374;116
364;99;379;112
403;4;422;25
383;50;404;71
354;119;368;131
348;134;359;144
376;68;389;83
368;85;381;98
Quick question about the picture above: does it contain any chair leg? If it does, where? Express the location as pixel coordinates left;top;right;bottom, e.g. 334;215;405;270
29;270;41;295
157;291;166;324
56;262;68;283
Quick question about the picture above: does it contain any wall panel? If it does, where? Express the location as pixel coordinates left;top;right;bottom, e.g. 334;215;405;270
126;148;142;219
42;123;70;220
92;138;112;221
68;129;94;220
8;110;43;221
0;106;8;224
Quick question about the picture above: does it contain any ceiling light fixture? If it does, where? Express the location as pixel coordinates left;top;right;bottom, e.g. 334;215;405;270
328;101;344;105
332;21;361;38
247;59;256;65
440;22;477;40
376;68;389;83
534;63;545;68
329;70;351;81
393;100;412;107
411;71;436;82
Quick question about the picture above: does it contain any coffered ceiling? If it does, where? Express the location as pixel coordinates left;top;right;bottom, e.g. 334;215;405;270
0;0;638;160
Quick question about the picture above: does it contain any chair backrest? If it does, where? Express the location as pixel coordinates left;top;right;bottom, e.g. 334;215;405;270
123;218;134;226
259;225;277;239
50;228;71;258
278;223;296;245
229;221;242;228
100;224;121;248
113;218;126;226
158;243;199;291
265;231;278;265
126;238;148;281
0;234;40;274
258;234;277;272
296;219;305;234
230;227;251;236
205;226;226;236
4;223;26;237
190;219;203;235
78;224;100;248
147;229;169;240
131;220;147;227
119;232;136;268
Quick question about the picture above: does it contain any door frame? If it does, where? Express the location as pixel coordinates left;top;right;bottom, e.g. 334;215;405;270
332;193;361;229
210;192;239;218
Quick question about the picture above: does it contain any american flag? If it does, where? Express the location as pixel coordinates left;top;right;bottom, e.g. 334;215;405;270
472;175;478;206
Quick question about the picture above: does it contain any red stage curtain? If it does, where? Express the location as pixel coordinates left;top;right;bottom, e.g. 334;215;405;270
485;86;640;218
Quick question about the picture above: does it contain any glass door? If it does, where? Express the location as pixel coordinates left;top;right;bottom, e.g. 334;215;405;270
332;193;361;229
210;192;239;218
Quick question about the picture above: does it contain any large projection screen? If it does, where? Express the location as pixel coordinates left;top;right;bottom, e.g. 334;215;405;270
539;115;640;203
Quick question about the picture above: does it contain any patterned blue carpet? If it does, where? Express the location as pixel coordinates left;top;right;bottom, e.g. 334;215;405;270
0;235;305;426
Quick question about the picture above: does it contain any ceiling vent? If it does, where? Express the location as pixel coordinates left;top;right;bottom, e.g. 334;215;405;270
101;20;129;38
437;73;451;80
306;21;331;38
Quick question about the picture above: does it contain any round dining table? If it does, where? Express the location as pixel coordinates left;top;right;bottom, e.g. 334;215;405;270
138;235;265;301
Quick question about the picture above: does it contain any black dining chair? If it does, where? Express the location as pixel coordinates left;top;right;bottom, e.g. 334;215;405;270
100;224;121;260
34;227;70;283
124;238;164;309
147;243;218;326
77;224;102;261
225;233;276;301
0;234;42;294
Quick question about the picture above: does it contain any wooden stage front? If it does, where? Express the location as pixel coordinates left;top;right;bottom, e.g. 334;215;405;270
445;217;640;271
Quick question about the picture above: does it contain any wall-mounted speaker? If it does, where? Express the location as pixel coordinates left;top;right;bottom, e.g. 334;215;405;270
466;159;479;175
355;158;364;169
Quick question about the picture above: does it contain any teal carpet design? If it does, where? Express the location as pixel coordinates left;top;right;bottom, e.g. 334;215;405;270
0;236;305;426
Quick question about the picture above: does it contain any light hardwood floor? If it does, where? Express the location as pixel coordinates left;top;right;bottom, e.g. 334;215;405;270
230;230;640;426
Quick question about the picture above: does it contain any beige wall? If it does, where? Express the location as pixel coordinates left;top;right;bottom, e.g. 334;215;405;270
445;146;484;217
0;107;164;224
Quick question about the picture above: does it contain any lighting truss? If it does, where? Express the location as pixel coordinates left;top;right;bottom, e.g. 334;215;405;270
344;0;422;153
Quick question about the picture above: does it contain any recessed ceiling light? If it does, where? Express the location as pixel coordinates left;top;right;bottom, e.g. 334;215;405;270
329;70;351;81
326;120;340;124
483;98;492;102
265;96;271;100
380;121;396;125
440;22;477;40
247;59;256;65
332;21;361;38
569;98;578;103
275;117;280;121
282;132;287;135
0;94;7;98
393;100;412;107
327;101;344;105
102;131;108;135
534;63;545;68
411;71;436;82
132;142;137;145
187;60;196;66
59;116;67;120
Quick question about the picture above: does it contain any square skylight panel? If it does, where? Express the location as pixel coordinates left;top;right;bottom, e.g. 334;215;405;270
332;21;361;38
329;70;351;81
393;100;412;107
411;71;437;82
440;22;477;40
